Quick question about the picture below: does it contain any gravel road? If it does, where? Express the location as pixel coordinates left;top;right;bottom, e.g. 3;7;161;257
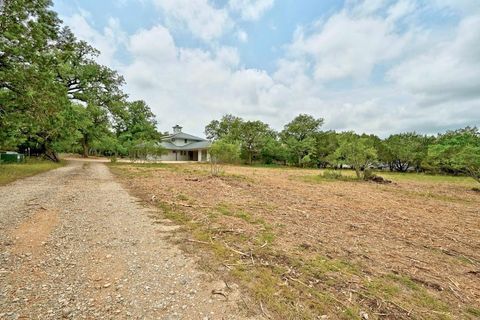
0;161;251;319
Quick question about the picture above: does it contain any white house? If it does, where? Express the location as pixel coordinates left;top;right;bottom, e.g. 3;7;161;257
157;125;211;161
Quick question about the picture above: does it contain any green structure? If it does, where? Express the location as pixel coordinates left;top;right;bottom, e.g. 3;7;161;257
0;152;25;163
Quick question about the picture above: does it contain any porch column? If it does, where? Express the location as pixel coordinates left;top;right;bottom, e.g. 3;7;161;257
197;150;202;162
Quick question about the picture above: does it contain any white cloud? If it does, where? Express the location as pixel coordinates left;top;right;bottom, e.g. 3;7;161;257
229;0;274;21
128;25;177;62
62;13;126;67
122;25;280;133
389;14;480;104
152;0;232;41
236;29;248;42
430;0;480;13
60;1;480;137
288;4;413;82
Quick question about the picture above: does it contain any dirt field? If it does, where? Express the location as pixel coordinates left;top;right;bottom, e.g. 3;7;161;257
111;163;480;320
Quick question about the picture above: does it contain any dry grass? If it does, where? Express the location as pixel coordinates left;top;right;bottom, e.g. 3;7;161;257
0;159;64;186
110;163;480;319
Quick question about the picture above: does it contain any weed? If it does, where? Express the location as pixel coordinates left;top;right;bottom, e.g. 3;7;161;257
0;159;64;185
466;307;480;317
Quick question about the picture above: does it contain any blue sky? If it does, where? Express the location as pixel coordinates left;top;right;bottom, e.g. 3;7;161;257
53;0;480;137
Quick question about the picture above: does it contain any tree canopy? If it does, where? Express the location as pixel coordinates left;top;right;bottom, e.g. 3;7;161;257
0;0;162;161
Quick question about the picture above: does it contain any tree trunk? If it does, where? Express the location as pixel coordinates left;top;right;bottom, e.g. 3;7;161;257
81;135;89;158
354;166;361;179
44;148;59;162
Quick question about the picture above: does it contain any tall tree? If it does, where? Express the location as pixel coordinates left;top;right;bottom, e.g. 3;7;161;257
115;100;162;157
425;127;480;184
280;114;324;166
0;0;64;157
205;114;243;142
380;133;431;172
55;28;126;157
239;120;275;164
330;132;378;179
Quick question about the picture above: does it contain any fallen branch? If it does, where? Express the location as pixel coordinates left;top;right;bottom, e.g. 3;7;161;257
223;241;248;256
187;239;210;245
260;301;272;319
211;289;228;299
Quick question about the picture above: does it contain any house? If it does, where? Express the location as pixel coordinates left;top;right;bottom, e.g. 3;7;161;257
157;125;211;161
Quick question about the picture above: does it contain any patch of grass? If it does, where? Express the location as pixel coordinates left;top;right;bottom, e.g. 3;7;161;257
176;193;190;201
216;203;255;223
0;159;64;186
466;307;480;317
108;162;169;169
302;256;360;278
364;273;450;317
381;171;477;186
157;202;190;224
298;173;358;184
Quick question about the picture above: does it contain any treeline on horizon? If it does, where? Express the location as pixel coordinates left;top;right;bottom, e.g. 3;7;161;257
205;114;480;183
0;0;163;161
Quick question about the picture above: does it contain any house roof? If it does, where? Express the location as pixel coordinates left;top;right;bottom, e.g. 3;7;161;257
159;140;211;150
164;132;206;141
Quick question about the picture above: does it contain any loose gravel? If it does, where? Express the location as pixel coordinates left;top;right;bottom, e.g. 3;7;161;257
0;161;252;319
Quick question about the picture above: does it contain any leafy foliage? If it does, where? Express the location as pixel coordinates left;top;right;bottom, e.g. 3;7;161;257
280;114;324;166
425;127;480;184
209;139;240;176
0;0;161;161
380;133;431;172
328;133;378;179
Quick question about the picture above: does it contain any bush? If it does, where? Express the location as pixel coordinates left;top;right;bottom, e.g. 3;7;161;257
320;170;344;180
209;139;240;176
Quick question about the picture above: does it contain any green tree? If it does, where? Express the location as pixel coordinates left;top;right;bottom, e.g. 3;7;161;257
0;0;67;160
381;133;431;172
205;114;243;142
115;100;162;158
313;131;339;167
280;114;324;166
425;127;480;184
209;139;240;176
330;133;378;179
55;28;126;157
239;120;275;164
260;136;287;164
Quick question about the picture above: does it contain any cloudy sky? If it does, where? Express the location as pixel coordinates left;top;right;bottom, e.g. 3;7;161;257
53;0;480;137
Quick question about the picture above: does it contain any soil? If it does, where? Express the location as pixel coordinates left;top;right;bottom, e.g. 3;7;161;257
0;161;256;319
112;163;480;319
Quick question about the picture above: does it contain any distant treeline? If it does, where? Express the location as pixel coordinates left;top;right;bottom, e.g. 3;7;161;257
205;114;480;182
0;0;162;161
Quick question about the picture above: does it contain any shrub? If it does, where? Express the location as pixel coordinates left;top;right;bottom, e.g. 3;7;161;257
321;170;344;180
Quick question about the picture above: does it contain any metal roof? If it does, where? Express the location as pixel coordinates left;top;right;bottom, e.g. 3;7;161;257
159;140;211;150
164;132;206;141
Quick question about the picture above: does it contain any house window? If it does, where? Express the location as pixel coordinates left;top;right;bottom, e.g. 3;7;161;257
184;139;188;143
173;150;176;153
171;138;176;142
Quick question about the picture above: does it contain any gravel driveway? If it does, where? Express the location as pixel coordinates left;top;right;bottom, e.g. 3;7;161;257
0;161;250;319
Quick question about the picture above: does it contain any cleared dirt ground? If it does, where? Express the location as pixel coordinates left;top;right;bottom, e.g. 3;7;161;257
111;163;480;320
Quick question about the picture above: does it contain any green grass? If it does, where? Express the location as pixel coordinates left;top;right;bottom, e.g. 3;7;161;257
380;171;477;185
466;307;480;317
0;159;64;186
296;169;478;187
